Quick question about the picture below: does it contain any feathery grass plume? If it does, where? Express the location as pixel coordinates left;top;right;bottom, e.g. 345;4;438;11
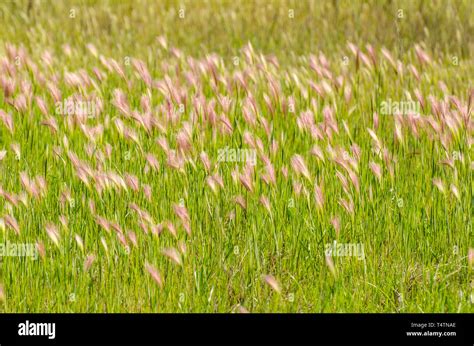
359;50;373;69
52;145;63;160
413;88;425;111
166;150;185;171
439;158;455;170
95;216;111;233
1;191;18;207
373;112;379;130
394;117;403;143
173;204;191;236
406;114;420;138
173;204;190;223
297;110;315;132
242;99;257;127
243;131;255;148
206;173;224;193
234;195;247;210
293;181;303;196
156;35;168;50
116;232;129;251
45;222;60;246
322;105;338;135
47;82;61;103
143;184;152;202
84;254;96;271
145;262;163;288
239;166;254;192
259;195;271;214
432;178;445;194
109;58;126;80
346;150;361;173
450;184;460;200
178;241;187;255
261;163;276;186
13;94;27;113
87;197;96;214
200;152;211;172
112;89;130;117
75;234;84;252
263;275;281;293
140;94;152;115
129;204;154;225
145;153;160;171
165;221;177;238
17;192;27;207
35;176;47;197
335;170;350;194
414;44;432;66
325;255;337;277
125;174;140;192
314;180;324;209
369;162;382;182
4;214;20;235
105;143;113;159
10;143;20;160
331;216;341;237
0;284;4;302
365;44;377;66
123;127;140;145
138;221;149;235
219;114;233;135
334;154;351;173
110;221;124;235
86;43;98;57
290;154;311;181
352;145;362;164
132;58;152;87
347;169;360;193
381;47;397;71
230;167;239;184
0;77;15;99
342;120;352;139
162;247;182;266
35;241;45;260
176;127;192;154
0;149;6;161
344;84;352;103
127;231;138;247
237;305;249;313
428;96;442;117
99;237;109;255
217;94;232;113
367;128;382;152
469;249;474;267
339;197;354;215
310;145;325;162
0;110;14;133
326;144;337;161
409;64;420;81
20;172;40;198
150;223;164;237
19;171;32;193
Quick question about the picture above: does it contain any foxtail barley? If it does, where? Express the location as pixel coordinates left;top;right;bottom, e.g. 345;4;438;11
263;275;281;294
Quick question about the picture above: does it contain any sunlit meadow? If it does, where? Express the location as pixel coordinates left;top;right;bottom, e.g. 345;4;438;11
0;0;473;312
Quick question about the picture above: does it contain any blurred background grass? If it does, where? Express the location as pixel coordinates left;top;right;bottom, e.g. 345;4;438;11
0;0;473;62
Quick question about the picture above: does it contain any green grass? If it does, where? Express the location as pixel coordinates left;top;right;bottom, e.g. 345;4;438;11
0;0;472;312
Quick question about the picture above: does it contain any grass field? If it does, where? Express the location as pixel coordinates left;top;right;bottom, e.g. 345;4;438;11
0;0;473;312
